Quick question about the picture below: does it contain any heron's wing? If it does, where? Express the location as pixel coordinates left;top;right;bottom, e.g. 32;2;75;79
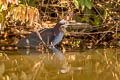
17;32;42;47
49;30;64;46
17;28;55;47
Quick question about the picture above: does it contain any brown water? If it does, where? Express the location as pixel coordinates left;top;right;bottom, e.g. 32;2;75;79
0;48;120;80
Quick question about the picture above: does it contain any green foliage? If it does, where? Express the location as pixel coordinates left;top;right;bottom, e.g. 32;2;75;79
85;0;92;9
93;16;101;27
72;40;80;47
0;2;4;23
21;0;42;7
0;13;3;22
73;0;103;27
21;0;35;6
74;0;92;10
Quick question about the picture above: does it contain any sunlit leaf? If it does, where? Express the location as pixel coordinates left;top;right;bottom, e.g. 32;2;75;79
4;32;7;39
1;0;7;9
21;6;26;23
11;0;19;5
27;7;34;26
33;8;40;22
0;1;3;9
2;0;18;5
11;4;40;26
74;0;80;9
12;6;21;21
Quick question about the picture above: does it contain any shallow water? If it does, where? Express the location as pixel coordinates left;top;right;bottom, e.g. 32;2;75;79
0;48;120;80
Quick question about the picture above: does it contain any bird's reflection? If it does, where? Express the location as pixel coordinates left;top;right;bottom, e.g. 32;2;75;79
17;47;65;62
17;47;83;74
50;47;64;61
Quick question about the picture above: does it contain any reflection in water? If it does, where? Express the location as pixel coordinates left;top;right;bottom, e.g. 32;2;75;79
17;47;72;73
17;48;43;55
17;47;65;62
1;48;120;80
50;47;64;61
50;47;83;73
17;47;65;61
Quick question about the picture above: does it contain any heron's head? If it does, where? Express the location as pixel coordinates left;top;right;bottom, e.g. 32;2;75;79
54;19;68;30
58;19;69;26
54;19;77;32
58;19;76;27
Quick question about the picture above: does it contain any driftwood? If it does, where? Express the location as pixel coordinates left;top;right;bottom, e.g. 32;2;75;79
65;23;93;33
65;31;114;36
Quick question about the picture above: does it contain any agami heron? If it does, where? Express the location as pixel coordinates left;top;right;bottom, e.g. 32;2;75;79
17;19;70;47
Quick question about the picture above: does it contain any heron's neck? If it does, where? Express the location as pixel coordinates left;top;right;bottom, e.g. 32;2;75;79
53;23;61;35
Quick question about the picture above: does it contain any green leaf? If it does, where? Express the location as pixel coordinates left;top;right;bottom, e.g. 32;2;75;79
21;0;26;5
85;0;92;9
0;14;3;22
84;7;92;14
80;16;89;23
29;0;36;7
94;16;100;27
103;9;107;19
80;0;85;10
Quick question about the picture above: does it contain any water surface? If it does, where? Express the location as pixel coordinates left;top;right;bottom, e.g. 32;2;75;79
0;48;120;80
